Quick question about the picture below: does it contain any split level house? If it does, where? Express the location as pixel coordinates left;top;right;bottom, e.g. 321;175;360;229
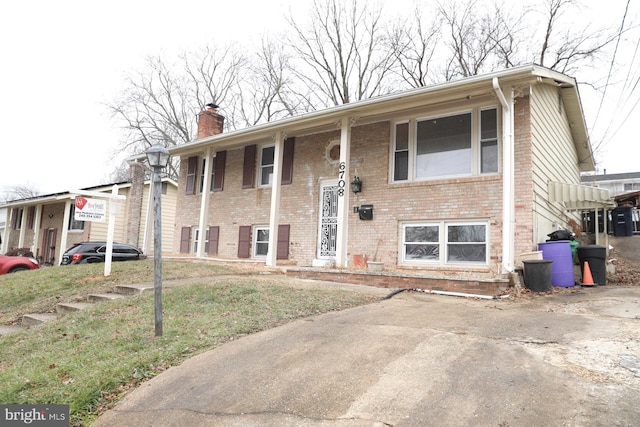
1;163;177;265
168;64;613;291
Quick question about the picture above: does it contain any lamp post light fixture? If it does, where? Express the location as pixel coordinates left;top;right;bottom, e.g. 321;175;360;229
145;144;171;337
351;176;362;194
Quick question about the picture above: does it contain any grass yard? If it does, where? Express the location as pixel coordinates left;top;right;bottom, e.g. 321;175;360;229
0;260;379;426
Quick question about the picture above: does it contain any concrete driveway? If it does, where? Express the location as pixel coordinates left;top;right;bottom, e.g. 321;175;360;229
94;284;640;426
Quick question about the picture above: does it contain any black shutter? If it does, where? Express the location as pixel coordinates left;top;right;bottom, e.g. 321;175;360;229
281;137;295;185
208;226;220;255
180;227;191;253
238;226;251;258
277;224;290;260
211;151;226;192
27;206;36;229
185;157;198;195
242;145;257;189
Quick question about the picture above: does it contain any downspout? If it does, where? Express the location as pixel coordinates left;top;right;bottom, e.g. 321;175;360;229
493;77;515;274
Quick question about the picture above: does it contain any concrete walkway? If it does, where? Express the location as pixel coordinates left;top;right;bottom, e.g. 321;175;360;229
94;284;640;426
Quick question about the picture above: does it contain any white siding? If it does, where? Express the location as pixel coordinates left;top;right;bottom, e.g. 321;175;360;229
530;84;581;243
138;181;177;254
88;188;129;242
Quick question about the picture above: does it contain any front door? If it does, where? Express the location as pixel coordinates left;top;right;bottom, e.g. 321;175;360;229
317;182;339;259
42;228;57;265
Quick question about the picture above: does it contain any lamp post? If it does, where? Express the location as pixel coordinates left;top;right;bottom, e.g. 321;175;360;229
146;144;171;337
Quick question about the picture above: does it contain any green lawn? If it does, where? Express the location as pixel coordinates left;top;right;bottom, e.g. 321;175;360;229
0;260;379;426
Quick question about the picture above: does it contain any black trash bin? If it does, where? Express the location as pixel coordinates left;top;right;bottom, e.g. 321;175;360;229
612;206;633;237
522;260;553;292
577;245;607;285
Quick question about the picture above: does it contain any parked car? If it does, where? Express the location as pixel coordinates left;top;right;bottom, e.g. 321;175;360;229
0;254;39;274
60;242;144;265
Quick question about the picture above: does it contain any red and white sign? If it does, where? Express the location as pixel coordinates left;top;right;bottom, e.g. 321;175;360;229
74;197;107;222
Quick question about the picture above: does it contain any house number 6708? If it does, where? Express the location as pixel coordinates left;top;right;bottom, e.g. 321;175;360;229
337;162;346;197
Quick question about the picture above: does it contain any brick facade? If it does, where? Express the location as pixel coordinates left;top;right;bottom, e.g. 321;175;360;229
173;107;535;279
171;67;592;285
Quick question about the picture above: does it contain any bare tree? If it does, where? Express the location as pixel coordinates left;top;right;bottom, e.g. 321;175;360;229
286;0;396;106
1;184;41;202
532;0;618;74
231;37;307;128
104;0;632;165
388;5;443;88
106;45;247;178
440;1;518;79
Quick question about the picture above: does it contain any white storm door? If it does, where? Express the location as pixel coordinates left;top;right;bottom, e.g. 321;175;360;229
318;182;339;259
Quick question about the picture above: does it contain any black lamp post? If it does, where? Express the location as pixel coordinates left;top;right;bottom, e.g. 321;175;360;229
145;144;170;337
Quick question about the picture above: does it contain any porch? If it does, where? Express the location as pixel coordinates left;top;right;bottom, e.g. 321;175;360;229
283;266;512;297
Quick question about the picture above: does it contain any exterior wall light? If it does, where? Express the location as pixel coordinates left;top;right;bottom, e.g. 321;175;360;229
351;176;362;194
146;144;171;169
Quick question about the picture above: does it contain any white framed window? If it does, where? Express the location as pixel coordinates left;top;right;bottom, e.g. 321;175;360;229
12;208;24;230
254;226;269;257
198;158;206;193
392;106;498;182
68;205;85;231
403;223;440;262
401;221;488;265
259;145;275;187
197;156;217;193
480;108;498;173
193;228;210;253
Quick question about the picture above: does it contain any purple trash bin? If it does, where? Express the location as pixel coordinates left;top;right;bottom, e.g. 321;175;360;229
538;240;575;287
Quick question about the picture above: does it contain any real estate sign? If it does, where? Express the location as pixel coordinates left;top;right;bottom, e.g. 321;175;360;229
74;196;107;222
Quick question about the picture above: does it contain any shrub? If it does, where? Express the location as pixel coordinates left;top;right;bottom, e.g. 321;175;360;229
5;248;34;257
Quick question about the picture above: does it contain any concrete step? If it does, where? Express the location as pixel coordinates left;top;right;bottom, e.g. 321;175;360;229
56;302;93;314
88;293;126;303
22;313;59;326
0;324;28;336
114;284;153;295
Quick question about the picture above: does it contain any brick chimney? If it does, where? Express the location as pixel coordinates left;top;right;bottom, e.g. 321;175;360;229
126;160;146;248
197;103;225;139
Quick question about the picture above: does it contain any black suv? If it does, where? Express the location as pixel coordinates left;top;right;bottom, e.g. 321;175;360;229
60;242;144;265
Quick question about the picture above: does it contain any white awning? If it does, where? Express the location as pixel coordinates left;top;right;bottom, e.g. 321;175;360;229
548;181;616;211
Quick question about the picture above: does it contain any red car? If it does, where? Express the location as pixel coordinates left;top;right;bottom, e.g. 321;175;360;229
0;255;40;274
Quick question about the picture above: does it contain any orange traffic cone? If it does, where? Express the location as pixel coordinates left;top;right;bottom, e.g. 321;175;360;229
582;261;595;287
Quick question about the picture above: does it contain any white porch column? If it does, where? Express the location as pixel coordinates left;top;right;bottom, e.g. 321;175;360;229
18;208;27;248
266;132;284;267
59;201;71;266
32;205;42;256
197;147;213;258
336;117;351;268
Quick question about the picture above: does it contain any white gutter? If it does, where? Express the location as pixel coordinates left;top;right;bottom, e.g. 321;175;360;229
411;288;512;300
493;77;515;274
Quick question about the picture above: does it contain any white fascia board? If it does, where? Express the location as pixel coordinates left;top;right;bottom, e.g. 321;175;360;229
171;64;567;156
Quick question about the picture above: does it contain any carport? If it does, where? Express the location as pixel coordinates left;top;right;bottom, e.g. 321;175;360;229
548;180;617;248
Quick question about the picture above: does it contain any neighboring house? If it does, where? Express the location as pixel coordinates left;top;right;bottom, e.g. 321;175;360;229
168;64;612;287
581;171;640;196
0;162;178;265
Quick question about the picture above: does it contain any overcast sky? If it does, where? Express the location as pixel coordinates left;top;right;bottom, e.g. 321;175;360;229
1;0;638;198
